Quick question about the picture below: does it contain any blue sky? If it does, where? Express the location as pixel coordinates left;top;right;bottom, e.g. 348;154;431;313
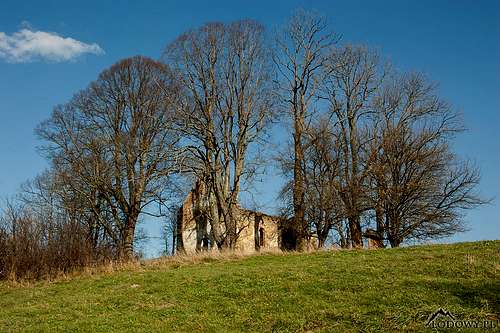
0;0;498;257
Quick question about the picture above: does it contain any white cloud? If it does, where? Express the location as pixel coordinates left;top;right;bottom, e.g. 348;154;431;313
0;28;104;63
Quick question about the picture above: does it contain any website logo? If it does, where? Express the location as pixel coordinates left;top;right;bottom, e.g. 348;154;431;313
426;308;498;330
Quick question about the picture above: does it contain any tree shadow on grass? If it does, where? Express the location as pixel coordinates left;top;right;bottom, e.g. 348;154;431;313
415;280;499;316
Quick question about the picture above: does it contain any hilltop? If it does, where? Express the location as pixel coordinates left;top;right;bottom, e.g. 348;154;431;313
1;241;498;332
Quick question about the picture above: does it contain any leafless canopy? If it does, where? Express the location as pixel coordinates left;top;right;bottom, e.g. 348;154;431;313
368;72;485;246
163;20;274;249
274;9;338;250
37;56;182;259
276;12;484;249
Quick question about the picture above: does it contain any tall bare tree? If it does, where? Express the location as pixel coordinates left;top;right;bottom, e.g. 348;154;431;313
37;56;181;259
274;10;337;250
322;45;386;248
164;20;274;249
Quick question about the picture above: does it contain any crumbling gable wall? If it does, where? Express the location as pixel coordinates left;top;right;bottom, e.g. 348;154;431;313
230;209;281;253
175;181;281;254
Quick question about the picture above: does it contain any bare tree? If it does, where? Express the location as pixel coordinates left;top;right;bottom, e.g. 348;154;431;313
322;45;386;248
278;117;349;249
37;56;181;259
368;72;485;247
274;9;337;250
303;119;346;248
164;20;274;250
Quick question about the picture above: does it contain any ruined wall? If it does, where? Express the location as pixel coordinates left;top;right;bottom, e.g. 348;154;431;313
176;190;199;253
232;210;281;253
176;186;281;254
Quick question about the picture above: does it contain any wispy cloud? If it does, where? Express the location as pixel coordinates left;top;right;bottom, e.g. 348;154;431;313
0;27;104;63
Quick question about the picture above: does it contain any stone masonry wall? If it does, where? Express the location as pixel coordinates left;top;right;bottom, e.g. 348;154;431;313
176;186;281;254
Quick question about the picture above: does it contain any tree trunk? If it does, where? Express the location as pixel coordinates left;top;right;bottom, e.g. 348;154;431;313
375;202;385;246
388;236;401;248
318;236;326;249
348;216;363;248
207;189;225;249
175;207;185;254
226;206;238;249
119;222;136;260
386;211;401;248
339;231;347;248
293;114;306;251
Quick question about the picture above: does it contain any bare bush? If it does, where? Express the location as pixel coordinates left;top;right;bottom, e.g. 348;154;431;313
0;198;112;280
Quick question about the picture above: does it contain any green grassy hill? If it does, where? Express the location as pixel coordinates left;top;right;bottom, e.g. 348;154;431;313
1;241;498;332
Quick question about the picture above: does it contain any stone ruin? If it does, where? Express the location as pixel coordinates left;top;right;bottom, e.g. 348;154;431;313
174;180;282;254
174;181;386;253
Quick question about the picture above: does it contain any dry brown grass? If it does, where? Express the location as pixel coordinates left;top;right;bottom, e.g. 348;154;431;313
147;245;344;268
3;246;345;287
148;248;294;268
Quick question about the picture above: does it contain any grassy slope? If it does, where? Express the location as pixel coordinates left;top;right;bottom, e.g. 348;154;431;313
0;241;498;332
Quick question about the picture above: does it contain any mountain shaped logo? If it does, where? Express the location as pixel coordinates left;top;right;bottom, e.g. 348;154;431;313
426;308;456;326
